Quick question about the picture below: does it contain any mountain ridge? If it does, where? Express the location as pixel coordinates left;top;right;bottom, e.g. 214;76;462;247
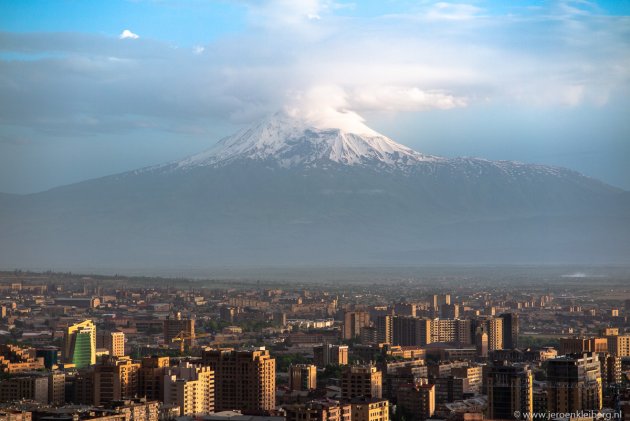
2;111;623;195
1;112;628;268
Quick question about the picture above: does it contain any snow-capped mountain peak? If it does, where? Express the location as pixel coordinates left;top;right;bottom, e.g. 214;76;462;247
176;111;441;169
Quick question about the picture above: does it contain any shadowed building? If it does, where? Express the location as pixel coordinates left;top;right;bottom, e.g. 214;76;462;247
486;362;533;420
163;313;195;350
499;313;519;349
202;347;275;413
289;364;317;391
139;355;170;401
94;356;140;405
546;353;602;412
313;344;348;367
343;311;370;340
341;365;382;400
397;383;435;421
393;317;431;346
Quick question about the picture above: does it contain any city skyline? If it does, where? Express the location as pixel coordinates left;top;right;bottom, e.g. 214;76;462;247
0;269;628;418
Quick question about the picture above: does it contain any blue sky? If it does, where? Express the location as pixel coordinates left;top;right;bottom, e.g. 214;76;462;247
1;0;629;193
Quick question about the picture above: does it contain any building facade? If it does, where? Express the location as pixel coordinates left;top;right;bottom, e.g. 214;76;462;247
313;344;348;367
284;400;352;421
343;312;371;340
63;320;97;368
202;347;275;413
163;362;215;416
289;364;317;391
546;353;602;412
486;362;533;420
341;365;382;400
397;383;435;421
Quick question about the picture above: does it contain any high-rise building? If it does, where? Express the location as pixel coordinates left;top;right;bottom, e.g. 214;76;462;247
546;353;602;411
63;320;96;368
202;347;275;412
0;375;48;404
48;371;66;405
487;318;504;351
606;335;630;357
559;338;591;355
360;326;378;345
431;319;472;345
475;328;488;358
163;361;214;416
341;365;382;400
284;400;351;421
376;315;393;344
499;313;519;349
486;362;533;420
559;337;607;355
139;355;170;401
69;370;95;405
97;331;125;357
451;365;483;394
313;344;348;367
393;317;431;346
289;364;317;391
163;313;195;350
533;388;548;415
396;383;435;421
343;311;371;340
94;356;140;405
434;376;467;403
597;352;622;388
350;398;389;421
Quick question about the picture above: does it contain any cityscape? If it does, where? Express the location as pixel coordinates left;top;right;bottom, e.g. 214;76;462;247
0;269;628;421
1;1;629;421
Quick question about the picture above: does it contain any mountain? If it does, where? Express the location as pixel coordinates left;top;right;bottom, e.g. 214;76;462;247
172;111;441;170
1;111;629;271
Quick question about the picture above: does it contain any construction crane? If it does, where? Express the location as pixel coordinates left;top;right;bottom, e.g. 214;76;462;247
171;330;212;354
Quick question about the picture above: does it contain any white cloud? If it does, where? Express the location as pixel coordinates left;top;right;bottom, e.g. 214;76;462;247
119;29;139;40
1;0;629;135
284;85;380;136
350;86;467;112
244;0;332;28
426;2;483;21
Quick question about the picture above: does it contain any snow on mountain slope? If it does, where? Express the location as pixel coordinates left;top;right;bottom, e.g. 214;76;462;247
129;110;605;188
176;111;442;170
2;111;628;269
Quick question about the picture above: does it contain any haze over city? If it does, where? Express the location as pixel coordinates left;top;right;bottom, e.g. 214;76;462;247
1;1;630;420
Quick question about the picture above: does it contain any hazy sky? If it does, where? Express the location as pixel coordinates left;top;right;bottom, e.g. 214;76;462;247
1;0;629;193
